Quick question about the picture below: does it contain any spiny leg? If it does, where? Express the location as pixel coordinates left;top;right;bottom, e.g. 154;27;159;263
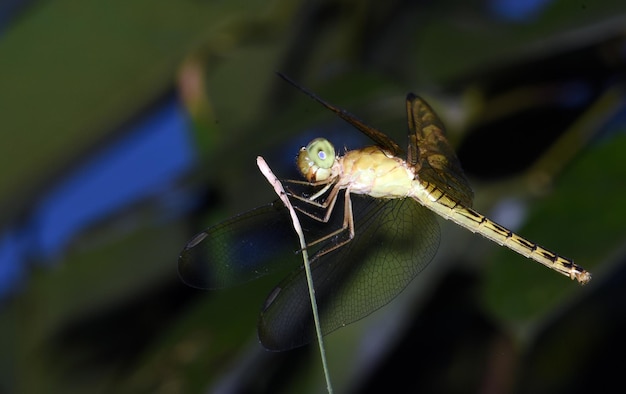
283;178;335;201
307;188;356;257
287;184;356;254
283;178;342;223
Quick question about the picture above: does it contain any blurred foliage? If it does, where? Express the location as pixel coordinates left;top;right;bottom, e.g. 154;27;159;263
2;0;626;393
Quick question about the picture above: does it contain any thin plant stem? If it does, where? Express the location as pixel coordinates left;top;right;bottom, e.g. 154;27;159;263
256;156;333;394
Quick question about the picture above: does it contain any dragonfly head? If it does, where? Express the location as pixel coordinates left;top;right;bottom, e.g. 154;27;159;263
297;138;336;182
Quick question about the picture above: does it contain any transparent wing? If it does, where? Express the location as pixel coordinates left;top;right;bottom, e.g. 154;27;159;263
277;72;404;156
406;94;474;207
258;195;440;351
178;197;356;290
178;201;301;289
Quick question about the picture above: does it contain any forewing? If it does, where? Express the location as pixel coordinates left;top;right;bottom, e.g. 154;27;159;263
277;72;404;155
178;201;301;289
406;94;474;207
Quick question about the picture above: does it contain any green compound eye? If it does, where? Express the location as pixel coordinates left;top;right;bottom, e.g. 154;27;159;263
306;138;335;169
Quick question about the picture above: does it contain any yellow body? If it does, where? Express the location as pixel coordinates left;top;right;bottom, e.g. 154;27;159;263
305;144;591;284
337;147;414;198
292;82;590;285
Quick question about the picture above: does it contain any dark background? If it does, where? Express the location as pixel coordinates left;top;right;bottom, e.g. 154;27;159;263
1;0;626;393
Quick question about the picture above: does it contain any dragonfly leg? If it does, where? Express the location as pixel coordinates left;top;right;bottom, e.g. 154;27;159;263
283;178;335;188
283;177;338;210
287;182;341;222
283;180;356;254
287;178;341;223
308;188;356;257
286;184;334;209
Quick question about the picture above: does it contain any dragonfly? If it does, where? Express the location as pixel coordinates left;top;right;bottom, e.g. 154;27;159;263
178;74;591;351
